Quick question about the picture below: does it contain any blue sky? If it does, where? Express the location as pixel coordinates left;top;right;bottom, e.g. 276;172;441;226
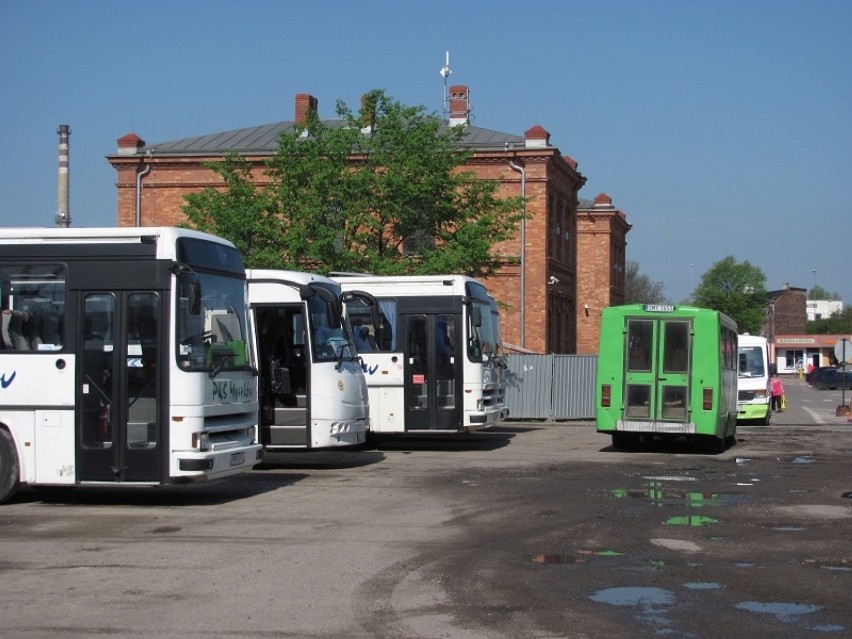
1;0;850;306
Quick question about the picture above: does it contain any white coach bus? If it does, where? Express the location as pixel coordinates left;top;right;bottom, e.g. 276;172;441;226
0;227;261;503
247;270;369;449
333;274;508;434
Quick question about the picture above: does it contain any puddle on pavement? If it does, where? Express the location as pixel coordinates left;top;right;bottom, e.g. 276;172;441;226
736;601;845;633
590;585;675;607
665;515;719;526
772;526;807;532
532;554;585;565
612;485;737;507
819;565;851;572
736;601;822;619
589;586;677;633
532;549;624;565
792;455;817;464
683;581;723;590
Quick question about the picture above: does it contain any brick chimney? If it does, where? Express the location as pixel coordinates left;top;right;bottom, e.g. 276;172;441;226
117;133;145;155
295;93;318;124
56;124;70;228
448;85;469;127
594;193;614;208
524;124;550;148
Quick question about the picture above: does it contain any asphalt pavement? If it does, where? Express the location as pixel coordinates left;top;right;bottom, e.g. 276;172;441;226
0;378;849;639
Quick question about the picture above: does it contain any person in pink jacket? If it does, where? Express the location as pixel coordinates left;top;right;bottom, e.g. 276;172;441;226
770;373;785;412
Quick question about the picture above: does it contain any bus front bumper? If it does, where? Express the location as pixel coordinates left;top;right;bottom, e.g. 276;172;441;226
737;403;770;421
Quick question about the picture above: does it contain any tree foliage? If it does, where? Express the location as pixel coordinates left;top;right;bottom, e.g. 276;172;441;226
692;256;767;334
182;89;525;276
808;285;840;300
807;307;852;334
624;260;668;304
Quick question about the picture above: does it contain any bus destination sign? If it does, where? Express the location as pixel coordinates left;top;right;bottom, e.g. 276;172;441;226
643;304;676;313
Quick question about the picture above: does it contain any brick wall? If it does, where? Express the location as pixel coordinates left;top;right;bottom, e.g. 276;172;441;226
767;288;807;335
574;195;630;354
108;108;616;355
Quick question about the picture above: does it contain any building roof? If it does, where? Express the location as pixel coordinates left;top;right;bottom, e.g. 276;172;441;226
137;119;525;157
767;286;807;300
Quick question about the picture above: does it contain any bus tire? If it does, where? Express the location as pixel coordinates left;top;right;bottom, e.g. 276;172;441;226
0;428;21;504
702;435;726;455
612;432;636;450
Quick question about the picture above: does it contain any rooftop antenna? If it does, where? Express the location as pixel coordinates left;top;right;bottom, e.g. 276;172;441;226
440;51;452;119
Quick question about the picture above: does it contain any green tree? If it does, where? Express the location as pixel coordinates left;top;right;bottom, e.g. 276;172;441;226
179;155;284;267
624;260;668;304
183;89;525;276
808;284;840;300
807;307;852;334
692;256;767;334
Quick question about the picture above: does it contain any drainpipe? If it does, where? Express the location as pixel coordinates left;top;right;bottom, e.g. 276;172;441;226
135;151;152;227
508;158;526;348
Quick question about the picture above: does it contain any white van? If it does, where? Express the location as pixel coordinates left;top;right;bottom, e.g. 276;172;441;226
737;334;771;424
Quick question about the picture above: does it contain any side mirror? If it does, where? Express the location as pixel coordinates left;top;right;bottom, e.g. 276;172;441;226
188;281;202;316
470;305;482;327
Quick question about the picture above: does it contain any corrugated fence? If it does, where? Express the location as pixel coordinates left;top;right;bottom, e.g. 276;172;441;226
504;354;597;420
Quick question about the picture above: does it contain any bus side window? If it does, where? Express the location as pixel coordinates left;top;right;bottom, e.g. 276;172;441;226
1;264;65;350
1;309;31;350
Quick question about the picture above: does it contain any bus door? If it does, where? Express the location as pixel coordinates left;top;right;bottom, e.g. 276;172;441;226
623;317;691;424
403;313;460;430
254;304;309;447
77;291;164;482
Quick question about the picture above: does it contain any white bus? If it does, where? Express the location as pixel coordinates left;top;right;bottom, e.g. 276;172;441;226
247;270;369;449
0;227;261;503
737;334;771;425
333;274;508;434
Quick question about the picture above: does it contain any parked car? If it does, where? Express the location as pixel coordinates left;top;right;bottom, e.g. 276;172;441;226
809;367;852;390
806;366;836;385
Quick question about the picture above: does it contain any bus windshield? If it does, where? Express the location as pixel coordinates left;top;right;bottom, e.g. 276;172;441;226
307;283;357;363
466;284;500;361
738;346;766;378
177;270;250;373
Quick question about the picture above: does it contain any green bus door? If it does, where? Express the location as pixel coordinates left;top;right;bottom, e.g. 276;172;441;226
623;318;691;423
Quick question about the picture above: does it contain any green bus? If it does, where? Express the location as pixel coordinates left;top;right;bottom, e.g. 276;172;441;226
595;304;738;453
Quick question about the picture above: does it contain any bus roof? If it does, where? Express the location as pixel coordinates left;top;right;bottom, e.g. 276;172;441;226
333;274;483;297
247;269;337;287
603;304;737;331
0;226;233;248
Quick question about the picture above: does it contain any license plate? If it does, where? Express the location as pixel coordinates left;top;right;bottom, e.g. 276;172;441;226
230;452;245;466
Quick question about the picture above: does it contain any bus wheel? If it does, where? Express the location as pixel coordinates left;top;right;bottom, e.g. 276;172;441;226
702;435;726;455
0;429;21;504
612;432;636;450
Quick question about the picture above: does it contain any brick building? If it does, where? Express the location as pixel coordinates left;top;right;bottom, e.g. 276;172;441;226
764;284;808;340
107;86;629;354
575;194;631;354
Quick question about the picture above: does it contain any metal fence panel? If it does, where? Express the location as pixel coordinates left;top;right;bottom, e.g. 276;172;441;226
551;355;597;419
504;354;553;419
504;354;598;420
